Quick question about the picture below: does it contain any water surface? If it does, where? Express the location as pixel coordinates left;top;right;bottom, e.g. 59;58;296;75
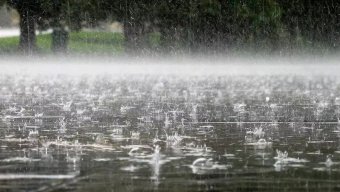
1;65;340;191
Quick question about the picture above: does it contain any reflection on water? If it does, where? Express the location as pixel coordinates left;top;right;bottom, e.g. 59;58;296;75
1;74;340;191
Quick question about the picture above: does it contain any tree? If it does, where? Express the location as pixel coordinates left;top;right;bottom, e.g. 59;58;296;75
152;0;283;53
231;0;282;51
104;0;158;52
40;0;105;53
278;0;340;51
7;0;44;54
50;0;111;53
0;0;5;7
2;0;339;54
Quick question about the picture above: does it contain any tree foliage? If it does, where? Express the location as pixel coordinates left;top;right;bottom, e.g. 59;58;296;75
1;0;339;54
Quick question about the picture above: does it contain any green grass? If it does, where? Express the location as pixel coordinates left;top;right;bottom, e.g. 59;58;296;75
0;31;125;55
1;31;337;56
0;36;20;53
68;31;124;54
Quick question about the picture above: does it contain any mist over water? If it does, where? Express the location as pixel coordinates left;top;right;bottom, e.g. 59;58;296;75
1;55;340;76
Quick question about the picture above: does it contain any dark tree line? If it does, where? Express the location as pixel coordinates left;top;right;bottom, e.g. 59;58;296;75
1;0;339;54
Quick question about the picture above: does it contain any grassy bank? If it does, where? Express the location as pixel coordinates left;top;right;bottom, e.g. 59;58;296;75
0;31;125;55
0;31;337;56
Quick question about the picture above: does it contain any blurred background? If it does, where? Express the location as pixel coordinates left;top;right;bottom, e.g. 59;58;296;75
0;0;339;56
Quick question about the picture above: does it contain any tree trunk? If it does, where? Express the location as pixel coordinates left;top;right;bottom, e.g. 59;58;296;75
51;27;69;53
18;9;37;54
123;21;135;52
124;21;142;53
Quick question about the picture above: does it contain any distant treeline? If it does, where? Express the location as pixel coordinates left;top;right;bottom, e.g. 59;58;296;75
1;0;339;54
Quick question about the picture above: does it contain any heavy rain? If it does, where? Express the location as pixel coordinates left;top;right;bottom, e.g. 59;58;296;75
0;1;340;192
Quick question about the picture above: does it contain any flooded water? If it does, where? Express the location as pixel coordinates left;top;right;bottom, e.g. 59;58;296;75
1;63;340;191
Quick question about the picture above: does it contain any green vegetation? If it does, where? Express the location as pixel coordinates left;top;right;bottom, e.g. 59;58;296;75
0;31;125;55
0;30;336;56
0;36;19;53
0;0;339;54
